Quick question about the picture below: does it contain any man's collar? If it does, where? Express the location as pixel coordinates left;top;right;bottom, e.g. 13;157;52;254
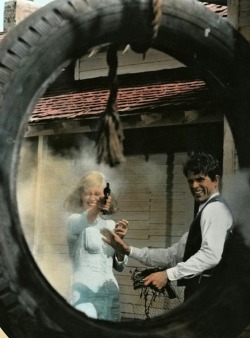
198;192;220;211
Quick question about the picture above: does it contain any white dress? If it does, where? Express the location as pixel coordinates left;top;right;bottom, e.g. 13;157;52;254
67;211;127;321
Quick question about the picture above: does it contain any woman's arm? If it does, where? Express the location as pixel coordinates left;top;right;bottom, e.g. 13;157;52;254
113;254;128;272
87;195;112;224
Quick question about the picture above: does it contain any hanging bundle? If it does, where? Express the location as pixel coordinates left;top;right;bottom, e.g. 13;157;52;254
130;267;177;319
96;44;125;167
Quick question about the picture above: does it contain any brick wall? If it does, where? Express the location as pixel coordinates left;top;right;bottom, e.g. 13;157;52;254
3;0;39;32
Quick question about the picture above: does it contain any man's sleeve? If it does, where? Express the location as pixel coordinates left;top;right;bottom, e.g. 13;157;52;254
129;232;188;268
167;202;233;281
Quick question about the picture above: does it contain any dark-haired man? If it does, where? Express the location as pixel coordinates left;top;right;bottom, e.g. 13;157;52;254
102;152;233;300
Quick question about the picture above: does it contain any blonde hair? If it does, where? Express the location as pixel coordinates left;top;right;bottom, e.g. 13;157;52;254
64;171;117;214
79;171;106;190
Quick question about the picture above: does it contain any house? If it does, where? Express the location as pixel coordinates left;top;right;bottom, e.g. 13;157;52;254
12;0;230;319
1;0;250;335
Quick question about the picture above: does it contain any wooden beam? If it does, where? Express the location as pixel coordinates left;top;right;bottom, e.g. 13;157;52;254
33;135;47;258
24;108;223;137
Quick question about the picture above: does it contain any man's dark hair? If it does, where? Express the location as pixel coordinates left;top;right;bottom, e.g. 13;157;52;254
183;152;221;181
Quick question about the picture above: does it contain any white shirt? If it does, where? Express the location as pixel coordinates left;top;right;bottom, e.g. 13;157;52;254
129;193;233;281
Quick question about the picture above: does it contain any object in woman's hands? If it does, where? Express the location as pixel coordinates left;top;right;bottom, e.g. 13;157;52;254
103;183;111;202
102;183;111;214
130;267;177;299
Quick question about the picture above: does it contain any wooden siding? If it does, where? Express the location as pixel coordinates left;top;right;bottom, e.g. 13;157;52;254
75;48;185;80
17;136;193;320
112;153;193;319
228;0;250;43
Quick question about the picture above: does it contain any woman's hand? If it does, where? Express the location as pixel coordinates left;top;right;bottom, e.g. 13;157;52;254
101;228;131;256
87;195;111;223
115;219;129;238
97;195;111;213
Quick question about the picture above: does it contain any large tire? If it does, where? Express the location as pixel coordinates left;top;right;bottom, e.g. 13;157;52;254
0;0;250;337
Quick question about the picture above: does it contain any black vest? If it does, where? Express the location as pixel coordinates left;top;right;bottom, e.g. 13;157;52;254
178;195;228;286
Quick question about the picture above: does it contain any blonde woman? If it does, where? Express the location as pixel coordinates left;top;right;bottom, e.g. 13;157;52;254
64;171;128;321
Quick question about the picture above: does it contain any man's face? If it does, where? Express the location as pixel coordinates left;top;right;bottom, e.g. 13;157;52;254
187;171;219;203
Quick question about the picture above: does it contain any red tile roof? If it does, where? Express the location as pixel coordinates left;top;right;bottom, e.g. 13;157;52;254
204;3;227;17
0;2;226;125
31;74;208;124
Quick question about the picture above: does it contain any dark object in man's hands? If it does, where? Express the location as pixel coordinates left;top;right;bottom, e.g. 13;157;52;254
130;267;177;299
102;183;111;214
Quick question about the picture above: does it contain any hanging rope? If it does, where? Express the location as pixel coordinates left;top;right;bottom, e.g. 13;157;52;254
96;44;125;167
96;0;163;166
152;0;163;39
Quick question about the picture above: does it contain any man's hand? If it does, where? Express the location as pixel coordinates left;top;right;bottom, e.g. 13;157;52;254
101;228;131;255
143;271;168;290
115;219;129;238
